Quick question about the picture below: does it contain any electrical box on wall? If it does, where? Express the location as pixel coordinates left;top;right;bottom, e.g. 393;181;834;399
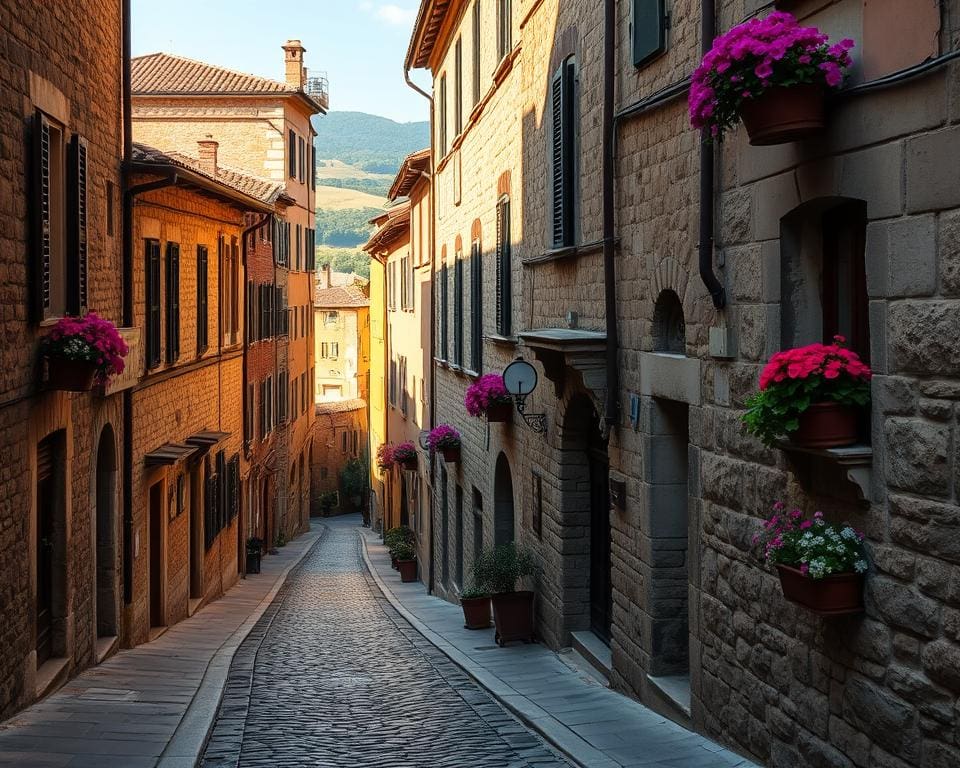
609;478;627;510
709;326;736;359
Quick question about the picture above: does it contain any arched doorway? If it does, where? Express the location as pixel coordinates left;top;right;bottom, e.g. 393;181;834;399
94;426;118;639
493;453;515;546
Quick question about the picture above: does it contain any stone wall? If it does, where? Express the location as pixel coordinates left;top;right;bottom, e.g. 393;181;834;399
310;400;367;515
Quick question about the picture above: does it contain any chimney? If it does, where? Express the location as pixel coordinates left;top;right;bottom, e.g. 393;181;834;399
282;40;306;90
318;263;332;289
197;135;218;176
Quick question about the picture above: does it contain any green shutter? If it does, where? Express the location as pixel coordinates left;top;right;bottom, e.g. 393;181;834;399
633;0;666;67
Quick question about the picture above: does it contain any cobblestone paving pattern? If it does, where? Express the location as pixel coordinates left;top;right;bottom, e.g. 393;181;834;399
201;522;571;768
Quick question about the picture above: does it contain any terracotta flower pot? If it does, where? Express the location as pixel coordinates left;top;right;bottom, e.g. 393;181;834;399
461;596;491;629
441;444;461;463
46;358;97;392
491;590;535;646
740;84;825;146
399;456;418;471
398;559;417;583
791;401;858;448
776;564;864;616
485;401;513;423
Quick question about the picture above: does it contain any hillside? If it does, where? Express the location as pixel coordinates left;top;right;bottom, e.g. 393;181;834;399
313;111;430;171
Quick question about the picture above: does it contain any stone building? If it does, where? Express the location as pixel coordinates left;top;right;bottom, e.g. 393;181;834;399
409;0;960;765
0;1;126;718
309;398;368;516
363;149;433;568
126;142;278;645
131;41;326;544
313;267;370;403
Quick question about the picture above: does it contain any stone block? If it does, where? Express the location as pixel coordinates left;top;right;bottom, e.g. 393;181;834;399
847;618;891;664
885;665;955;723
721;188;753;244
866;576;941;639
840;141;904;220
887;215;937;297
884;418;951;497
921;639;960;690
754;172;801;241
869;301;888;374
638;352;701;405
938;209;960;296
797;729;854;768
872;376;918;415
829;714;872;767
870;545;916;580
761;239;781;304
842;676;920;762
727;243;763;302
737;304;766;362
906;124;960;213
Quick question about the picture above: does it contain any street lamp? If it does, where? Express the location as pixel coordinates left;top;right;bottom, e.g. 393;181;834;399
503;357;547;434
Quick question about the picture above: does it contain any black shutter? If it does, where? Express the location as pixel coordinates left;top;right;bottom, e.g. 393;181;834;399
288;130;296;177
67;134;88;315
198;246;209;351
454;253;463;366
471;239;482;372
311;146;317;191
633;0;667;67
165;243;180;363
440;263;448;360
204;472;217;549
472;0;481;107
216;451;227;534
496;200;512;336
146;239;161;368
228;455;240;521
31;111;52;320
551;60;575;248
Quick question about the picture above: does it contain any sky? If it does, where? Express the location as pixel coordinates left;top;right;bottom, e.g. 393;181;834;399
132;0;430;124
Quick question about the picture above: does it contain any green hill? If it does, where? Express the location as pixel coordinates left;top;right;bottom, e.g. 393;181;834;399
312;111;430;172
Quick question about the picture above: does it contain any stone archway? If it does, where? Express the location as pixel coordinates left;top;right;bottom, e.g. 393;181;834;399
94;426;118;640
493;453;515;546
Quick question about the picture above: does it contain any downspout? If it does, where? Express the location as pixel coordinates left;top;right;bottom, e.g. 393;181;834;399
121;0;133;608
601;0;619;430
699;1;726;309
404;65;435;593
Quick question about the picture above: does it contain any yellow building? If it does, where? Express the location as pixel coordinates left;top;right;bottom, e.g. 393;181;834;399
313;267;370;403
128;142;277;646
131;40;326;542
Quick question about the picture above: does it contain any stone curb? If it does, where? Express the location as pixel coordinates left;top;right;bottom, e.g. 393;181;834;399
157;526;325;768
358;529;618;768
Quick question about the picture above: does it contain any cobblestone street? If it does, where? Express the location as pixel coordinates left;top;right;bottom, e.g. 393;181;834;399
201;519;569;768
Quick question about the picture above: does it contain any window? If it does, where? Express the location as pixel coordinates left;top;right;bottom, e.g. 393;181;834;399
311;145;317;190
440;260;449;360
453;249;464;366
324;311;339;325
470;238;482;371
400;256;410;310
822;203;870;364
221;236;240;345
291;377;299;418
197;245;209;352
497;0;512;61
145;239;161;368
245;383;255;443
298;136;306;182
330;342;339;359
106;180;115;237
165;243;180;363
551;57;577;248
454;37;464;136
32;114;90;320
633;0;667;67
278;371;288;423
399;356;408;416
439;74;448;157
300;372;307;413
296;225;302;271
495;197;512;336
341;431;348;453
288;129;297;177
455;485;464;588
472;487;483;565
472;1;481;107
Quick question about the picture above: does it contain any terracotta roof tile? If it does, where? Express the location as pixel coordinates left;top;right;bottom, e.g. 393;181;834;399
315;398;366;415
133;52;296;95
363;201;411;253
388;148;431;201
132;142;284;204
313;283;370;308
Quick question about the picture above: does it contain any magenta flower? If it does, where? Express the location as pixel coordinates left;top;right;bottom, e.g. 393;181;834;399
42;312;128;384
464;374;511;418
427;424;461;451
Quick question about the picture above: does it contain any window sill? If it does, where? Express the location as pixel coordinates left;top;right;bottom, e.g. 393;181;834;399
777;441;874;503
522;238;610;266
484;333;518;347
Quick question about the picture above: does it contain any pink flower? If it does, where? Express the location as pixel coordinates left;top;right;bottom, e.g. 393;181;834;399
800;563;809;576
800;520;813;530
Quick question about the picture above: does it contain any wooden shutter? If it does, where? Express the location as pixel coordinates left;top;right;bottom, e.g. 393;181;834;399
165;243;180;363
440;263;448;360
204;471;217;549
633;0;667;67
455;37;463;136
146;239;161;367
471;239;482;372
228;455;240;521
288;130;296;177
496;199;512;336
551;61;575;248
67;134;88;315
472;0;481;107
454;253;463;366
31;111;52;320
198;246;209;351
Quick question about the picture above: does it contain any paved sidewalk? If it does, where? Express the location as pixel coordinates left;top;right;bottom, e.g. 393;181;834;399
0;524;322;768
360;527;757;768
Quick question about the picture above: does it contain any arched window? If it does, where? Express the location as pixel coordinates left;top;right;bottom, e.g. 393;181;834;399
652;289;685;354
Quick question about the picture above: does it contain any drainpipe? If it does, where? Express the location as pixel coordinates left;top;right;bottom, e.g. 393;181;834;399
404;65;436;593
601;0;618;431
698;1;726;309
121;0;133;608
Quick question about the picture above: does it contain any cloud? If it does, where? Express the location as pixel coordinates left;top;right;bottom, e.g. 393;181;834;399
362;3;416;26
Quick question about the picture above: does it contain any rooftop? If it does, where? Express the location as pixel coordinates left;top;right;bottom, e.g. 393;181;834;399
388;148;431;201
314;283;370;309
315;398;367;415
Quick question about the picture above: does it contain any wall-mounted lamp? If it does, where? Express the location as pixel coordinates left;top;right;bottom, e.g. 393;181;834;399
417;429;431;451
503;357;547;434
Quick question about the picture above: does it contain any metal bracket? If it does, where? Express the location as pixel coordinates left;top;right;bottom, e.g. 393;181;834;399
515;397;547;434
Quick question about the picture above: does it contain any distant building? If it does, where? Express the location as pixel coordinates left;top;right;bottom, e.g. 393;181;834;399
314;265;370;403
310;398;367;517
132;40;327;543
127;142;277;643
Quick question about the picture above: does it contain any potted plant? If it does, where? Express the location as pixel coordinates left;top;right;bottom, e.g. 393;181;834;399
465;374;513;423
689;11;854;145
385;525;414;570
340;458;366;509
392;441;418;471
428;424;462;463
474;543;537;646
754;502;868;615
459;582;491;630
743;336;871;449
376;443;394;472
393;540;418;583
246;537;263;574
42;313;129;392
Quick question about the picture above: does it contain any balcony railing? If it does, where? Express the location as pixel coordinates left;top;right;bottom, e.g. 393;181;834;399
305;74;329;110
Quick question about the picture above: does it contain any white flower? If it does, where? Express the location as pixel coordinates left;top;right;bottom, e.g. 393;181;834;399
841;527;857;540
854;560;868;573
